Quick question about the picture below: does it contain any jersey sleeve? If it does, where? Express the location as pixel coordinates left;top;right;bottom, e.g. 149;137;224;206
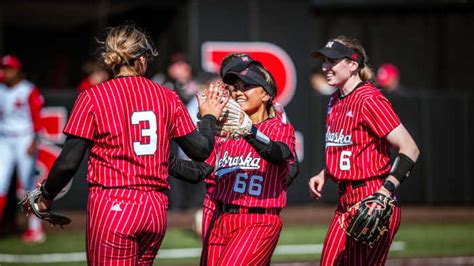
270;121;296;162
63;92;96;140
204;145;218;167
28;87;44;133
203;141;220;186
170;92;196;138
362;96;401;137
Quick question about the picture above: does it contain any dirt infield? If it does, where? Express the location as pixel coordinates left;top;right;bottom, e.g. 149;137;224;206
48;204;474;231
279;204;474;225
169;204;474;230
273;256;474;266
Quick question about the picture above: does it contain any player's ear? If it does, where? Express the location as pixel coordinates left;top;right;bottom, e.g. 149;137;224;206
136;56;147;74
262;92;271;103
138;56;146;65
350;60;359;73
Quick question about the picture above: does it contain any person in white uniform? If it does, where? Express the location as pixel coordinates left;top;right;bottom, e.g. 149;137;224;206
0;55;45;243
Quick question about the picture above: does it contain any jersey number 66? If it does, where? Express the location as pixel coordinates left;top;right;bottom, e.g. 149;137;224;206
233;173;264;196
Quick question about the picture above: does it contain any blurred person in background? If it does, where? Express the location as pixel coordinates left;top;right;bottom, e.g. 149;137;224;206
309;36;420;265
0;55;45;243
77;61;110;92
376;63;409;96
309;67;336;95
186;71;220;123
179;71;220;236
0;68;4;83
31;24;228;265
153;52;199;104
154;53;201;211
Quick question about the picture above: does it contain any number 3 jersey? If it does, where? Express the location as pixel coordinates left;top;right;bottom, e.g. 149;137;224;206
325;82;400;182
63;76;196;190
206;117;296;209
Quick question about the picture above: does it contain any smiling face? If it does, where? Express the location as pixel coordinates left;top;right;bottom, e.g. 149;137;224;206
321;57;359;88
230;79;270;117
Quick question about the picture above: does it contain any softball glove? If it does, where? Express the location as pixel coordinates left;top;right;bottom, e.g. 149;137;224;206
215;97;253;139
338;192;394;247
19;184;71;228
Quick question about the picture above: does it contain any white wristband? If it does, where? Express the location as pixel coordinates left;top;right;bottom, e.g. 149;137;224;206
251;126;271;145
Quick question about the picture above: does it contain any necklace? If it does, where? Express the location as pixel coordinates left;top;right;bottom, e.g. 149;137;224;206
115;74;142;78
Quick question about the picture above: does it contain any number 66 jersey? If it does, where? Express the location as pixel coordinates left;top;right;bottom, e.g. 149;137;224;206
325;82;401;182
207;116;296;209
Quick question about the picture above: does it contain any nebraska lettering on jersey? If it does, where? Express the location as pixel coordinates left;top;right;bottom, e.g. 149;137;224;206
0;80;43;135
325;126;353;147
206;117;295;209
217;151;261;170
63;76;196;190
325;82;400;181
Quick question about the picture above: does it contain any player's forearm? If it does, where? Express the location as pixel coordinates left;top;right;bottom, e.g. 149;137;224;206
244;127;292;164
383;151;418;194
175;115;216;162
169;154;214;184
286;161;300;187
383;124;420;193
397;143;420;164
42;136;90;200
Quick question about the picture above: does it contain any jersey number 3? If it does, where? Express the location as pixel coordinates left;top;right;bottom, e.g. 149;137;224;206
131;111;157;156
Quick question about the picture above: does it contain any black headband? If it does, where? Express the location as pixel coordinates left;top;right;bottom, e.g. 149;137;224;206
311;40;364;65
223;64;276;97
220;55;262;78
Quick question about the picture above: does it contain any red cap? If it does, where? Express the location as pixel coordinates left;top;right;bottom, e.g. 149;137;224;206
1;55;22;70
377;64;399;87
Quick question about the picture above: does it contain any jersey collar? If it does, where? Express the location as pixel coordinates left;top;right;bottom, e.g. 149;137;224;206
338;81;367;100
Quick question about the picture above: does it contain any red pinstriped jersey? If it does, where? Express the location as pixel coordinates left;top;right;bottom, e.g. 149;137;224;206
63;76;196;189
325;82;400;181
203;105;297;188
0;80;43;135
205;117;295;209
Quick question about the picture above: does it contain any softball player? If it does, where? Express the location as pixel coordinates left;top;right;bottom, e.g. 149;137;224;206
32;24;227;265
201;53;261;242
205;62;297;265
200;54;299;244
308;36;420;265
168;60;297;265
0;55;45;243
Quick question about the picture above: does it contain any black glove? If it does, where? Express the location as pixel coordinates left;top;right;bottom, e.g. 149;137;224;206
339;192;395;247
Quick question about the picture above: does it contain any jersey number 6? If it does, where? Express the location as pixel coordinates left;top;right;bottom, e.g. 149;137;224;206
131;111;157;156
340;150;352;171
233;173;264;196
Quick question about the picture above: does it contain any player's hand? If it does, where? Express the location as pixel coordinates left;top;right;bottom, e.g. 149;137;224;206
36;195;53;212
27;140;37;156
197;81;229;120
309;169;326;200
367;186;392;216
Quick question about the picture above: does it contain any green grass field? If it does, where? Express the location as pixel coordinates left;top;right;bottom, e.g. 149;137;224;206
0;223;473;265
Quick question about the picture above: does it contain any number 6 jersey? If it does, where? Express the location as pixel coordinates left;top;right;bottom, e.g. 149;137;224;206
325;82;400;182
63;76;196;189
206;117;296;209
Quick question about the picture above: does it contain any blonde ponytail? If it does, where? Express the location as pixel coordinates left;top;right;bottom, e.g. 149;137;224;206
99;24;158;72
